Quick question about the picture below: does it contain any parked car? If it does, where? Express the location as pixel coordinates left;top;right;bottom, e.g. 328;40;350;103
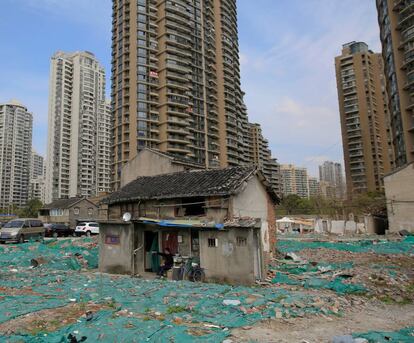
0;218;45;244
44;223;74;238
75;222;99;236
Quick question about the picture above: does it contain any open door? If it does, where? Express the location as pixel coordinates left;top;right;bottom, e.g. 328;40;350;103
144;231;159;273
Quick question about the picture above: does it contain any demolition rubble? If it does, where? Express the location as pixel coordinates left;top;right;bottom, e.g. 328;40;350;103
0;235;413;342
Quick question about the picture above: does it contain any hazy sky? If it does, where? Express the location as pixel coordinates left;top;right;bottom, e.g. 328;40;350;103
0;0;381;176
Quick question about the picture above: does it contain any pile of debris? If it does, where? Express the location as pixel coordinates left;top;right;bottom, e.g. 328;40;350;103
269;237;414;303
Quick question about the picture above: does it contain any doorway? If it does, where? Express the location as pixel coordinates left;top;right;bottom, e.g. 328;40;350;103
144;231;159;272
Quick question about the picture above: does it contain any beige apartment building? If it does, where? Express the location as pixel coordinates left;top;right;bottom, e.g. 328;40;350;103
246;123;282;196
376;0;414;168
111;0;251;189
335;42;392;198
281;164;309;198
45;51;111;203
0;101;33;209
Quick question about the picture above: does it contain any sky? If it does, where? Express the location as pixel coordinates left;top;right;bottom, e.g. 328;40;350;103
0;0;381;177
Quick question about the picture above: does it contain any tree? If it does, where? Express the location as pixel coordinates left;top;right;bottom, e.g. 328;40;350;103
280;194;303;215
19;199;43;218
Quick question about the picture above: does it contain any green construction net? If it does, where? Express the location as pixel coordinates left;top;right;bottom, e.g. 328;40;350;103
277;236;414;255
271;261;367;295
0;238;334;342
353;326;414;342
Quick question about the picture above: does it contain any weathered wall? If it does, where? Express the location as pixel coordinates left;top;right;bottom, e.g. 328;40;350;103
384;163;414;232
232;177;271;253
120;150;185;187
199;228;257;285
99;222;134;274
68;200;98;228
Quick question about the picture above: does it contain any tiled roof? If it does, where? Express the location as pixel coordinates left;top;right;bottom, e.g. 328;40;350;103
43;197;97;209
104;166;279;204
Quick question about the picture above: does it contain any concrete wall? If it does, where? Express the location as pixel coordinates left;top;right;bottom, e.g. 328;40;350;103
99;222;261;285
232;177;271;254
199;228;258;285
99;222;134;274
384;163;414;232
120;150;186;187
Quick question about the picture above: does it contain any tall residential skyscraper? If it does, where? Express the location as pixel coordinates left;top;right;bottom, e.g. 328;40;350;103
376;0;414;168
280;164;309;198
0;101;33;208
29;150;46;203
111;0;250;189
318;161;345;199
335;42;392;198
245;123;281;195
45;51;111;203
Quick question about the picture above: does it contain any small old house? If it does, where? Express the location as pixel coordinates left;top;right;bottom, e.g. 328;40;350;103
39;197;99;228
99;166;278;285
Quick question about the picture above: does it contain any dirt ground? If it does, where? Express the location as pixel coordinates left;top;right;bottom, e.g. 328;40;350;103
230;236;414;343
231;302;414;343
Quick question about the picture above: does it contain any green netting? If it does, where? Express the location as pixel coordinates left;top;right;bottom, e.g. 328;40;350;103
353;326;414;343
0;238;98;271
0;239;335;342
277;236;414;255
271;272;366;294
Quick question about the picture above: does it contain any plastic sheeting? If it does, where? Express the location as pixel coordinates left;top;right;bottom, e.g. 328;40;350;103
277;236;414;255
354;326;414;343
0;239;335;342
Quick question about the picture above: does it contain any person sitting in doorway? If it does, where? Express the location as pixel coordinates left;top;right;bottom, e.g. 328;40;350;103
153;248;174;277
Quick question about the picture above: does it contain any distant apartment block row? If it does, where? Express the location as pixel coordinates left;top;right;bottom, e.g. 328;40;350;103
2;0;285;208
280;161;345;200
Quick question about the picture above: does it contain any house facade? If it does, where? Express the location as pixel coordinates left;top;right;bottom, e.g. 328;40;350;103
39;197;99;228
99;167;278;285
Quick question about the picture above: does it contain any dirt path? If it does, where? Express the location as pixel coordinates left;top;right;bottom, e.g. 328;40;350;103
231;302;414;343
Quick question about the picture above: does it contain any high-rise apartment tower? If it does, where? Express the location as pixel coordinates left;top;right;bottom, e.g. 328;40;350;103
245;122;281;195
335;42;392;197
376;0;414;168
45;51;111;203
0;101;33;208
318;161;345;199
111;0;250;189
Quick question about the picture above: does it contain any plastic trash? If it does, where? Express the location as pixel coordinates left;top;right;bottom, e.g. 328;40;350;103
223;299;241;306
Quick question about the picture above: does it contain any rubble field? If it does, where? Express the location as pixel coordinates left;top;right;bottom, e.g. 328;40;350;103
0;235;413;342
